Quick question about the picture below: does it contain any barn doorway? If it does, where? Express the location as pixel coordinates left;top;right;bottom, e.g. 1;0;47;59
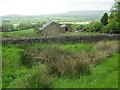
65;27;68;31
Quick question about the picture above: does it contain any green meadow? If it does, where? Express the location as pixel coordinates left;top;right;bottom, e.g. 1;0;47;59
1;28;106;38
2;41;118;88
1;1;119;88
1;29;38;38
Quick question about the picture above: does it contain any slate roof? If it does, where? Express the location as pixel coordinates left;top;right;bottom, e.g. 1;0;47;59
60;25;67;28
42;21;53;29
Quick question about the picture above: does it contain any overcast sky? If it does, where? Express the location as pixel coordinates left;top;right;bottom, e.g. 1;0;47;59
0;0;114;16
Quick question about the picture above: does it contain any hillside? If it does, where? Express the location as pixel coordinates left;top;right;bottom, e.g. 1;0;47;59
1;10;109;24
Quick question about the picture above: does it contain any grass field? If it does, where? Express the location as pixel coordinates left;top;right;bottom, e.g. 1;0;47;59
51;53;118;88
58;32;106;36
2;41;118;88
1;29;38;38
1;29;107;38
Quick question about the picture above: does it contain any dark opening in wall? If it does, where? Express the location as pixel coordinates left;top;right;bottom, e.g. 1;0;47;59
65;27;68;31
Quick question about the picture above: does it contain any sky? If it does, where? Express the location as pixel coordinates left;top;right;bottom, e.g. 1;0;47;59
0;0;115;16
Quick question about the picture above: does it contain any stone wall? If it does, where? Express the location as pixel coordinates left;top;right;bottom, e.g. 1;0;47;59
2;35;119;44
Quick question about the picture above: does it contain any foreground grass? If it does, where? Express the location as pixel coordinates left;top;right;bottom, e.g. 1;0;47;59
51;53;118;88
0;46;2;89
2;44;24;88
2;41;118;88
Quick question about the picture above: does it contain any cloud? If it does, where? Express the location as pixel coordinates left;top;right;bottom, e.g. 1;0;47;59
68;0;114;10
0;0;114;16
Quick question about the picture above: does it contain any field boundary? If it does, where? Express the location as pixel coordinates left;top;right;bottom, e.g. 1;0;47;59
2;35;119;44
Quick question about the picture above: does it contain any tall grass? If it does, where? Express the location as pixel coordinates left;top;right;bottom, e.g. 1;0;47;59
2;41;118;88
51;53;119;88
2;44;52;88
2;44;24;88
20;41;118;78
6;64;52;88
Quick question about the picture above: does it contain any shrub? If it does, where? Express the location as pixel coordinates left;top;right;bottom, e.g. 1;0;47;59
2;23;14;32
78;25;85;30
70;24;81;30
84;22;103;32
102;17;119;34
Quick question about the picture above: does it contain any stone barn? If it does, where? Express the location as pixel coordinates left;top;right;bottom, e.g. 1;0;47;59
39;21;63;35
39;21;72;35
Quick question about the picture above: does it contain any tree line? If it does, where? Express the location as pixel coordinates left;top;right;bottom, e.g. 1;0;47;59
75;1;119;34
1;22;43;32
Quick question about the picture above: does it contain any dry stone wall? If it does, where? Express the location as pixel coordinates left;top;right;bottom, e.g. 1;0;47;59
2;35;119;44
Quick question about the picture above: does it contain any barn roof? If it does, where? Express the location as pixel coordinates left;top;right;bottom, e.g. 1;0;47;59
42;21;53;29
60;25;67;28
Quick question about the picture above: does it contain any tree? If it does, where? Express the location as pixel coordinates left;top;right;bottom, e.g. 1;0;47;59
110;1;119;16
102;1;120;34
2;23;14;32
111;1;120;31
109;13;115;19
34;22;42;31
100;13;108;26
78;25;85;30
18;23;33;30
102;18;119;34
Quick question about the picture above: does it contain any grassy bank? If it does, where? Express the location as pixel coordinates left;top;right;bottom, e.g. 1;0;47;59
2;41;118;88
1;28;107;38
2;29;38;38
58;32;106;36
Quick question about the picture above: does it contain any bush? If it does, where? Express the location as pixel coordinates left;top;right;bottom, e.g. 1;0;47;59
2;23;14;32
102;17;119;34
84;22;103;32
78;25;85;30
18;23;33;30
70;24;81;30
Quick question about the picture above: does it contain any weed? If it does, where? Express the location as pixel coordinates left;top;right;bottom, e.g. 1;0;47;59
20;50;36;68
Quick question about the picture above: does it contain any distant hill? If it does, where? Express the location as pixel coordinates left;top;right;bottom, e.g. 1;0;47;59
2;14;21;18
2;10;110;17
1;10;110;24
64;10;110;16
